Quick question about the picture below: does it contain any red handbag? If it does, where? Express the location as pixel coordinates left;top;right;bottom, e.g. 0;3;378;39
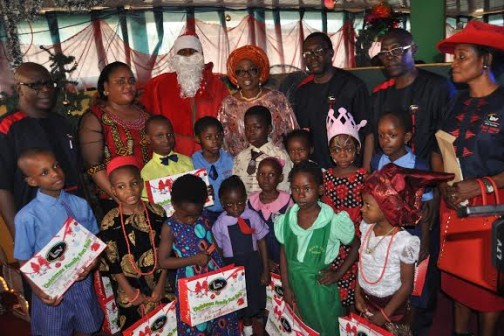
438;178;504;292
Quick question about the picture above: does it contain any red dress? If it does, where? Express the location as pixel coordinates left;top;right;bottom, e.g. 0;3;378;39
322;167;367;307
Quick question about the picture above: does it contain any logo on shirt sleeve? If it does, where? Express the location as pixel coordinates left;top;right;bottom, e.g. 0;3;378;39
481;113;501;134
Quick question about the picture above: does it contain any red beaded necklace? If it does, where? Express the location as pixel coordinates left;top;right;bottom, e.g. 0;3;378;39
358;224;398;285
119;202;158;276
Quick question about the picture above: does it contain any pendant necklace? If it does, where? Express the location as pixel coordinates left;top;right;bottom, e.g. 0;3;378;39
239;88;263;102
365;225;396;254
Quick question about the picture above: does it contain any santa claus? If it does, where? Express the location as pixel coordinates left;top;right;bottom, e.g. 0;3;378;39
141;32;229;156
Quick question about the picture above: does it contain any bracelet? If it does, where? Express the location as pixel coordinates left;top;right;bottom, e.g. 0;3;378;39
481;177;495;194
379;308;391;323
128;289;141;303
87;163;106;176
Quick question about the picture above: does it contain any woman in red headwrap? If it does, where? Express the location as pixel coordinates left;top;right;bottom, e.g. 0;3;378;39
355;164;453;335
433;21;504;336
217;45;299;156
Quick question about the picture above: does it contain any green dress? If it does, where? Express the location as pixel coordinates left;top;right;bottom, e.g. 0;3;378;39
274;202;355;336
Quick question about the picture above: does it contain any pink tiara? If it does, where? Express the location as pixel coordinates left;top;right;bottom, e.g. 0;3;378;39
326;107;367;146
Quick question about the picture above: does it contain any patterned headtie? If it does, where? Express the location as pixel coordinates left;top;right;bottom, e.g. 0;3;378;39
160;154;179;166
247;150;263;175
208;165;218;180
237;217;255;235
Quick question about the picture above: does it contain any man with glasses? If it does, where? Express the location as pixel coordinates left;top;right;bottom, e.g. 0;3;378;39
141;32;229;157
0;62;82;240
363;28;455;336
294;32;370;169
363;28;455;172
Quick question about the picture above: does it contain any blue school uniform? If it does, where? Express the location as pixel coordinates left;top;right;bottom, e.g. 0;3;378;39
14;190;103;336
192;149;233;216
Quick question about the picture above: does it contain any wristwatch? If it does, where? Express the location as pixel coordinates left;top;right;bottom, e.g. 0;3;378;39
481;177;495;193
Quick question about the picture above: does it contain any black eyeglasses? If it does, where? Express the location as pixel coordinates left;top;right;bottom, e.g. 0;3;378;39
18;81;57;92
377;45;412;59
302;47;329;59
235;68;259;77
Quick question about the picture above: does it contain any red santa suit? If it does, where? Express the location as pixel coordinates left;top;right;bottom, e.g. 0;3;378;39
141;63;229;156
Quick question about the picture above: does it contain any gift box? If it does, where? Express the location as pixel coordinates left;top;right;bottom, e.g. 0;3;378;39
178;264;247;326
266;272;283;312
20;217;106;298
266;296;319;336
339;313;393;336
94;272;121;335
412;256;429;297
123;301;178;336
145;168;213;216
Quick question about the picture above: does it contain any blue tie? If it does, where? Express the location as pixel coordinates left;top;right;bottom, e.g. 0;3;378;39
160;154;179;166
208;165;218;180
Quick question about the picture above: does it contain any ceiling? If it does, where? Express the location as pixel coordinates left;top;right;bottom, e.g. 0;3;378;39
40;0;504;17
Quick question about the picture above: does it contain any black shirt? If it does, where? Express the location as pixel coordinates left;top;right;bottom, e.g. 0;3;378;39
294;67;370;168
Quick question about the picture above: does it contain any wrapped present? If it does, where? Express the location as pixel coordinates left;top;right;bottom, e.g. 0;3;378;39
339;313;393;336
265;296;319;336
266;272;283;312
145;168;213;216
20;217;106;298
123;301;178;336
178;265;247;326
412;256;429;297
94;272;121;335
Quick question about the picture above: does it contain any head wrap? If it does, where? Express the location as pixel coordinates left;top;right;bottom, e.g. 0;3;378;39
106;156;140;177
437;21;504;54
362;163;454;227
173;32;203;55
326;107;367;147
226;45;270;85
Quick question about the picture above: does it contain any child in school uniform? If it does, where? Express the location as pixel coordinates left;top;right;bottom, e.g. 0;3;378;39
191;116;233;223
158;174;240;336
213;175;270;336
99;156;167;330
248;158;293;273
233;106;292;194
141;115;193;200
275;161;355;336
14;148;103;336
356;164;453;335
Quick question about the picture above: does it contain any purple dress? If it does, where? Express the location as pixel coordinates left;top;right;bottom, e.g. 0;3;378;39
166;213;240;336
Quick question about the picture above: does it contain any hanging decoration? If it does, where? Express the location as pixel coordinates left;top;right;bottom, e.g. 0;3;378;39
355;1;404;67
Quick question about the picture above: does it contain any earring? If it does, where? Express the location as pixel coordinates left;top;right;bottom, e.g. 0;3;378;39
259;82;262;88
483;65;489;70
236;84;240;90
103;91;109;96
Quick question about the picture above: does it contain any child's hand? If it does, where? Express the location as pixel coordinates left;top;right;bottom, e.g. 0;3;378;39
260;270;270;286
128;290;147;307
283;287;295;307
76;259;98;281
318;268;342;285
268;260;280;273
207;185;214;198
148;283;165;303
34;286;63;306
369;311;387;327
354;290;367;314
193;253;210;267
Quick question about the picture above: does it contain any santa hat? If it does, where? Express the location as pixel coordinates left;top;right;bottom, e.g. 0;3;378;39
326;107;367;146
173;31;203;55
362;163;454;227
437;20;504;54
106;156;140;176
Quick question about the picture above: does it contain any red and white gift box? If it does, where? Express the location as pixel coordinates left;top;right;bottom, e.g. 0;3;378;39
266;272;283;312
266;296;319;336
145;168;213;216
178;264;247;326
123;300;178;336
20;217;106;298
412;256;429;297
339;313;393;336
94;272;121;335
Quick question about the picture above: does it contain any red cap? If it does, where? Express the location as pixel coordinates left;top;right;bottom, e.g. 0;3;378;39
437;21;504;54
106;156;140;176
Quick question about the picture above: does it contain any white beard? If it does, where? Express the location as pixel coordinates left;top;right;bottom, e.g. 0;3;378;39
170;53;205;98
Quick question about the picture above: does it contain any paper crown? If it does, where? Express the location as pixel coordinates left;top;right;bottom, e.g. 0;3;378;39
106;156;140;176
437;20;504;54
173;32;203;54
326;107;367;146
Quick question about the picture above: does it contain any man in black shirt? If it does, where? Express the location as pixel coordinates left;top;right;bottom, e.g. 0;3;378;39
294;32;370;168
0;62;82;239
